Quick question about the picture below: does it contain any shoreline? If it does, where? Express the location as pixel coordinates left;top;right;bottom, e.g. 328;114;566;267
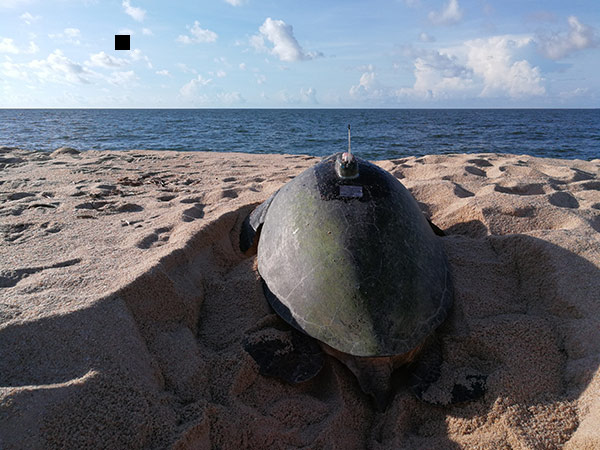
1;147;599;448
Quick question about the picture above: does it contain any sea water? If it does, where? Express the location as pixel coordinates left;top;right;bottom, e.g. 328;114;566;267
0;109;598;160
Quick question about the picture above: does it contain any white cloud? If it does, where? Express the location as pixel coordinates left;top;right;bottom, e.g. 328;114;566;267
356;63;375;72
0;38;19;54
419;32;435;42
20;12;40;25
559;87;589;99
277;87;319;105
255;73;266;84
2;49;150;91
398;35;545;100
86;49;151;69
142;28;153;36
177;35;193;44
48;28;81;45
398;51;474;99
27;49;95;84
537;16;597;60
180;75;212;97
428;0;463;25
465;36;545;98
217;91;245;104
177;21;218;44
86;51;128;68
177;63;197;74
224;0;245;5
249;34;267;53
122;0;145;22
189;22;217;43
253;17;322;62
0;37;39;54
213;56;229;65
350;68;388;99
216;70;226;78
130;48;152;68
239;62;246;70
26;41;39;54
351;71;376;96
64;28;80;38
1;58;29;79
129;48;142;60
300;87;318;104
156;69;170;76
107;70;138;86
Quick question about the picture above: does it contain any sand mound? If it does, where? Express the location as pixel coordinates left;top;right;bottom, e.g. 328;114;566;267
1;148;599;449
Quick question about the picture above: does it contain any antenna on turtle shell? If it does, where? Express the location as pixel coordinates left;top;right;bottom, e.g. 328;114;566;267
348;124;351;156
336;124;359;179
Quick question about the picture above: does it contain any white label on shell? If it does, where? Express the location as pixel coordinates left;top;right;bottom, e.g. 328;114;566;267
339;185;363;198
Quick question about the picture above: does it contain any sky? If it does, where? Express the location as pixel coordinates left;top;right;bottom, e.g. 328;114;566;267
0;0;599;108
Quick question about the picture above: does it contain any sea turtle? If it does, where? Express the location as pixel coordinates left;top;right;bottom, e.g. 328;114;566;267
240;128;484;410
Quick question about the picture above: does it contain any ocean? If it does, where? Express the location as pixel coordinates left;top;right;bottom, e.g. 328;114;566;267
0;109;598;160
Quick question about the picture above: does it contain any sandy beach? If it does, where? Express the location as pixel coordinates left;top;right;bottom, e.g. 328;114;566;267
1;146;599;449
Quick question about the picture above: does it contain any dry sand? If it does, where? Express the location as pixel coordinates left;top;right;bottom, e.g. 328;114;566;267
1;146;599;449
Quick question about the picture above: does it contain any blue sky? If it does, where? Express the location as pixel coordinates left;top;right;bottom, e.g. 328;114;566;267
0;0;599;107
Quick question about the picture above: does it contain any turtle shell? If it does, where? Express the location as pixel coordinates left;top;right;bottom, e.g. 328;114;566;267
256;153;453;357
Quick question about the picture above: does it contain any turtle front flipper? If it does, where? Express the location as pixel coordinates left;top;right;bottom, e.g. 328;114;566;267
409;336;486;405
448;374;487;403
243;314;324;384
239;190;279;253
